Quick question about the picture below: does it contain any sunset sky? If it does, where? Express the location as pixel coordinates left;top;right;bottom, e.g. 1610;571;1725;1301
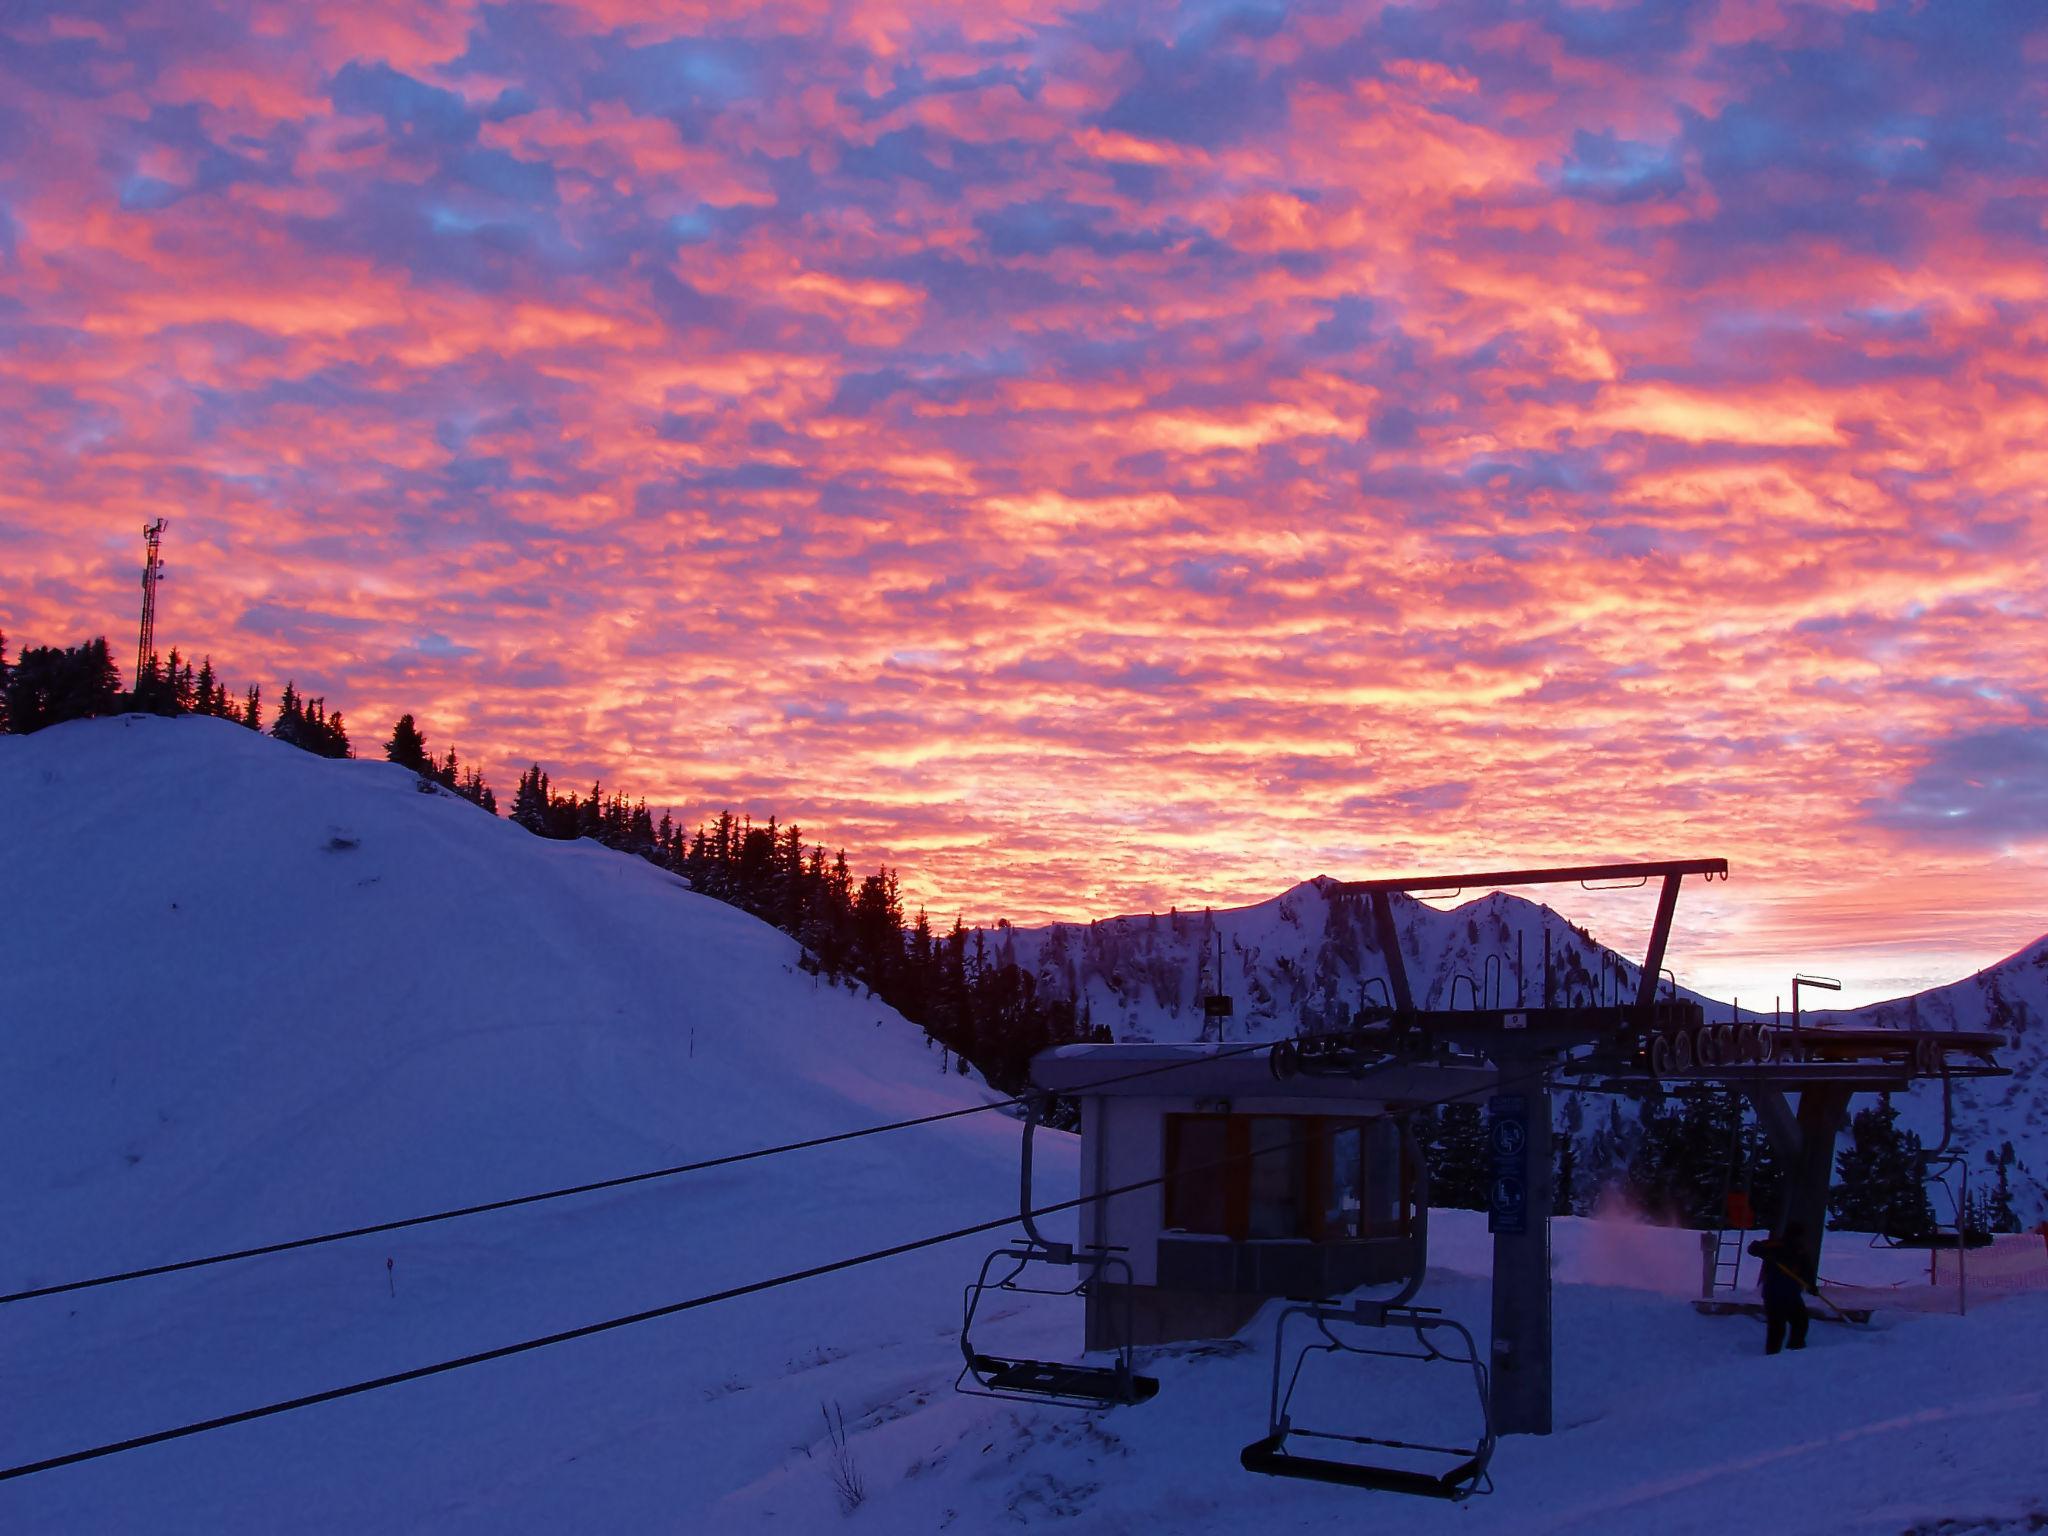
2;0;2042;1006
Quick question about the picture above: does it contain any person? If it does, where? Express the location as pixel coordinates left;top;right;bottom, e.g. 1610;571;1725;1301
1748;1221;1817;1354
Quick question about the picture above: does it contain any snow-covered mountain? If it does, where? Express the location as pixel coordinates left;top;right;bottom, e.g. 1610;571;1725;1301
999;876;1674;1038
5;716;2044;1533
1001;878;2047;1216
1845;935;2048;1213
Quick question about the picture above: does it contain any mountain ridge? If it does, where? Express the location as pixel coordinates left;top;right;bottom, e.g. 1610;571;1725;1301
998;876;2046;1218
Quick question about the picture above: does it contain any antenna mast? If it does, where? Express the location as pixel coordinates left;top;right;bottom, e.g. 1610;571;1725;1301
135;519;167;689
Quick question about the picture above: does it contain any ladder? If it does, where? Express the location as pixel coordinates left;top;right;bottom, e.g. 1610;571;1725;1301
1708;1222;1745;1295
1706;1112;1754;1296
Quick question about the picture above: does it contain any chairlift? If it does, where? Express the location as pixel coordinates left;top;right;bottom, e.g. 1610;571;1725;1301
957;1097;1159;1410
1240;1300;1495;1500
1238;1119;1496;1500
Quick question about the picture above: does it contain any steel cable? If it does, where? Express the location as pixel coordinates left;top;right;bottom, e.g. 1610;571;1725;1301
2;1041;1277;1308
0;1053;1559;1483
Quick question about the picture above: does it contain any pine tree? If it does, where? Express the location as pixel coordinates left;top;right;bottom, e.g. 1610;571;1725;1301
131;651;176;715
1425;1103;1490;1210
470;768;497;814
384;714;431;774
243;684;262;731
4;638;121;731
1830;1095;1933;1237
1985;1143;2022;1234
510;765;550;832
0;630;9;732
271;682;305;747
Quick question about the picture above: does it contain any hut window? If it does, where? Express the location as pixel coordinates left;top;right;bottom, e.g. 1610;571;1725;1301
1323;1123;1364;1238
1165;1113;1412;1243
1245;1117;1304;1238
1164;1114;1232;1234
1325;1118;1409;1237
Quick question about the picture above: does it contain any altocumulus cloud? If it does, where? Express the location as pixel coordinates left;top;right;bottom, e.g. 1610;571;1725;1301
1865;726;2048;847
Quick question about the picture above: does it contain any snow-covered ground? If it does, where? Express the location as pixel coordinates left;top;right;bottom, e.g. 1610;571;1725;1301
4;717;2044;1533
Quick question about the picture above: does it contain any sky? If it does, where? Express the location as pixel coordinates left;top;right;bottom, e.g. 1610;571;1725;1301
1;0;2043;1007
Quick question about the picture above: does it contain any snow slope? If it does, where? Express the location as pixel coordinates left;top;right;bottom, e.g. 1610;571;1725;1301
3;717;2044;1533
0;715;1024;1532
1002;879;2048;1218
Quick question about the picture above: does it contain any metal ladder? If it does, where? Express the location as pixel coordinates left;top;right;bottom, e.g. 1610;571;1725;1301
1708;1223;1745;1294
1708;1113;1753;1296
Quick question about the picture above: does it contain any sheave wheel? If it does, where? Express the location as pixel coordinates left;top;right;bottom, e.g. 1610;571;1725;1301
1650;1034;1673;1078
1672;1029;1696;1073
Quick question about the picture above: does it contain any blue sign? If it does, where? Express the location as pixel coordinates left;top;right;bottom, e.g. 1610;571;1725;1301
1488;1094;1529;1235
1491;1174;1526;1228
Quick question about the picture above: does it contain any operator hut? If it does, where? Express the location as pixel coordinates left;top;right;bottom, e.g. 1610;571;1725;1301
1033;1042;1495;1348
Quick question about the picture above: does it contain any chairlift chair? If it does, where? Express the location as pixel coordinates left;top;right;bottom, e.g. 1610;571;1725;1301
1238;1119;1496;1500
1240;1300;1495;1500
957;1097;1159;1410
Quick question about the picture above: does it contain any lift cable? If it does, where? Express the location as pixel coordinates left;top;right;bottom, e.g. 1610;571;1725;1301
0;1055;1560;1484
1;1041;1277;1309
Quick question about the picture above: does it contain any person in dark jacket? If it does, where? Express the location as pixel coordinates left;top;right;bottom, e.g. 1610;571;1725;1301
1748;1221;1817;1354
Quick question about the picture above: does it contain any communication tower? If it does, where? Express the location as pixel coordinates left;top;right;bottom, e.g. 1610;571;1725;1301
135;519;167;689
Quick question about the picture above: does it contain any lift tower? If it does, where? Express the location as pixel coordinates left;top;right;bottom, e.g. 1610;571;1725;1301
134;518;166;690
1323;858;1729;1437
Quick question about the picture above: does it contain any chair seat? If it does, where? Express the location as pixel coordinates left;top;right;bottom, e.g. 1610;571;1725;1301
1239;1434;1481;1499
969;1354;1160;1404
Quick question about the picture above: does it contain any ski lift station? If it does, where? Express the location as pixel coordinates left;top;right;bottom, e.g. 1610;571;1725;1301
1031;1045;1481;1349
957;859;2009;1501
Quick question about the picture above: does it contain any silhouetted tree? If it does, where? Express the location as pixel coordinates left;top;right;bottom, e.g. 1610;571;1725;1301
4;638;121;731
385;714;431;774
1831;1095;1933;1237
510;764;549;832
271;682;306;747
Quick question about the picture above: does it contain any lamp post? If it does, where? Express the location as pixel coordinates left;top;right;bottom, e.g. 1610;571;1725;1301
1791;973;1841;1038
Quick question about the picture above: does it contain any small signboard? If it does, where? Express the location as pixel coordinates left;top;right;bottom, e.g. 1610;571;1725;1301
1491;1174;1527;1232
1489;1094;1528;1235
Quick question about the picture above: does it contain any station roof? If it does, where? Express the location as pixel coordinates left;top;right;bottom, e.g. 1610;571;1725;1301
1030;1041;1498;1104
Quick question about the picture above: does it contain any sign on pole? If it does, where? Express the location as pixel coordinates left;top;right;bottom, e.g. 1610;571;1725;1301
1489;1094;1528;1235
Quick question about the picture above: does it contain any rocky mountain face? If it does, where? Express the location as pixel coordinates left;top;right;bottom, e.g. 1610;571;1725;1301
998;878;2046;1220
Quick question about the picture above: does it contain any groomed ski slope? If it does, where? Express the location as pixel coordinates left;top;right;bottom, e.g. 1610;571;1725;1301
3;716;2042;1534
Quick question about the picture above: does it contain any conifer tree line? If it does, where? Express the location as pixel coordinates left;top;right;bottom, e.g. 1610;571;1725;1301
385;713;497;812
0;632;344;757
1;633;1093;1097
1418;1085;2023;1236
